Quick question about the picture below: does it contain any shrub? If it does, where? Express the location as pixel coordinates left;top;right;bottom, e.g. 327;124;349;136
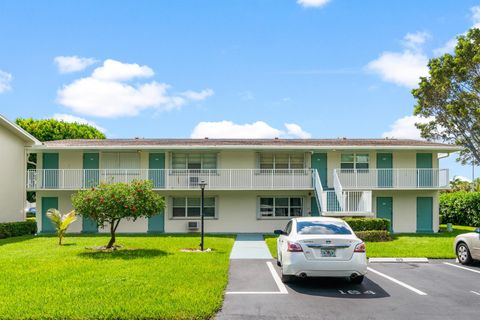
343;217;390;231
46;209;77;245
440;192;480;226
355;230;391;242
72;180;165;249
0;220;37;239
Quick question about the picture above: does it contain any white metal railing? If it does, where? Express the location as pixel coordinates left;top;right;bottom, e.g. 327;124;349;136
320;190;373;216
312;169;324;212
26;169;314;190
334;168;449;189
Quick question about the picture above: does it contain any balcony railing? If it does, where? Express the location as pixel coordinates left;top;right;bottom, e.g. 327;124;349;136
26;169;314;190
334;168;449;190
320;190;373;216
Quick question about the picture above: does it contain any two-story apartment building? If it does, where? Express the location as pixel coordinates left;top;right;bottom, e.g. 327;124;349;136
26;138;460;234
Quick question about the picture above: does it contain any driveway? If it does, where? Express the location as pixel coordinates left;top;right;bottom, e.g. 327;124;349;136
217;259;480;320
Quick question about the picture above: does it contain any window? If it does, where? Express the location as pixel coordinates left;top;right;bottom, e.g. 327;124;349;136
172;153;217;170
258;153;305;170
284;221;292;235
296;221;352;235
259;197;303;218
341;153;369;170
172;197;216;218
101;152;140;169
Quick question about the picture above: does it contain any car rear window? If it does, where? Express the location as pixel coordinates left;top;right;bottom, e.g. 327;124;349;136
296;221;352;235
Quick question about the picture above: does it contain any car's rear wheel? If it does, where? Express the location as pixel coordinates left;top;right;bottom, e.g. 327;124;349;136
456;242;473;265
350;275;364;284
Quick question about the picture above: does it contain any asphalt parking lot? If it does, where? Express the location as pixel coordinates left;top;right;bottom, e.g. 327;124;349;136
216;259;480;320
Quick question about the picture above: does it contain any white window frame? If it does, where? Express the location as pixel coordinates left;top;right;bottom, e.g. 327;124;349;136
169;196;218;220
171;153;218;170
257;196;305;219
340;153;369;170
257;153;306;170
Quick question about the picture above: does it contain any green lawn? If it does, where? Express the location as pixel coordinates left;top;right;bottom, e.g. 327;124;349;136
0;234;234;320
264;225;477;259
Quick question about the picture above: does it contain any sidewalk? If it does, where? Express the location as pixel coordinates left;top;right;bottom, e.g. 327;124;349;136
229;234;273;259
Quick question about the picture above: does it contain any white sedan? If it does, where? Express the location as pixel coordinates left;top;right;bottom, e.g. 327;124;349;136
275;217;367;284
454;228;480;265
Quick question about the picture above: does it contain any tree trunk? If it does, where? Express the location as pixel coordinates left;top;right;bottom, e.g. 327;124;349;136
106;219;121;249
58;234;62;246
106;220;116;249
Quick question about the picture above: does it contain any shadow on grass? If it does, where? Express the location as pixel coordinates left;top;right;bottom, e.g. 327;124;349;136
0;235;36;246
78;248;169;260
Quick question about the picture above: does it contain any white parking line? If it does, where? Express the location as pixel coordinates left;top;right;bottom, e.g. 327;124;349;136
443;262;480;275
367;267;428;296
471;290;480;296
226;261;288;295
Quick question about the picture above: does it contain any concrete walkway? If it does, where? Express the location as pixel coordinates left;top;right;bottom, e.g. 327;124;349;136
229;234;273;259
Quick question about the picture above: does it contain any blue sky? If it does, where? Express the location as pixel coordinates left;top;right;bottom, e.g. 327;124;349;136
0;0;479;178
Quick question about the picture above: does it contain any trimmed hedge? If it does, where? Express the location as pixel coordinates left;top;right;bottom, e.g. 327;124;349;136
440;192;480;226
0;219;37;239
355;230;391;242
343;217;390;232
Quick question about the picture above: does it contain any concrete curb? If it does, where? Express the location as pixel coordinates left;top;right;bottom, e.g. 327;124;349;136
369;257;429;263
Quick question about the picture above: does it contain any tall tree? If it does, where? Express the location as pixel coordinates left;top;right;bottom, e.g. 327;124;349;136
413;28;480;165
16;118;105;141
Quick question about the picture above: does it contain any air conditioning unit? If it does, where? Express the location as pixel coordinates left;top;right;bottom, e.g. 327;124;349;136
189;176;199;187
187;221;199;231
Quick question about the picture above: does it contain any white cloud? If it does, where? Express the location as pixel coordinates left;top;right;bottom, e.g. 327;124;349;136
91;59;154;81
297;0;331;8
181;89;214;101
57;59;213;118
403;31;430;50
54;56;97;73
366;32;429;88
190;121;310;139
285;123;311;139
0;70;12;93
433;6;480;56
382;115;434;140
53;113;106;133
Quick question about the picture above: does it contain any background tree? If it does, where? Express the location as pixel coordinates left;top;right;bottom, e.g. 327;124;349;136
16;118;106;202
413;28;480;165
72;180;164;249
16;118;106;141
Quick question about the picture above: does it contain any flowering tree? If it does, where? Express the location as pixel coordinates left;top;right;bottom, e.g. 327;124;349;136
72;180;164;249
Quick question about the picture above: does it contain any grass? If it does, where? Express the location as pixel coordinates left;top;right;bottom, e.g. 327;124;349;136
0;234;234;320
264;225;477;259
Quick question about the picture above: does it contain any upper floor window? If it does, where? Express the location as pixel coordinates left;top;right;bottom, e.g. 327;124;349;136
258;153;305;170
341;153;369;170
102;152;140;169
172;153;217;170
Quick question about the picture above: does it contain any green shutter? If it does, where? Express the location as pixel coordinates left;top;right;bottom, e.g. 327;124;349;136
83;153;99;188
311;153;327;188
43;153;59;188
376;197;393;232
416;197;433;233
148;208;165;233
416;153;433;187
149;153;165;188
377;153;393;187
41;197;58;234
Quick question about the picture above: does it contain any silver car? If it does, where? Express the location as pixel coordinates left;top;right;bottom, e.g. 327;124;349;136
454;228;480;265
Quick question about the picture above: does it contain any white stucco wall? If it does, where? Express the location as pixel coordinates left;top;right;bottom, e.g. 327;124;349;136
372;190;439;233
0;126;28;222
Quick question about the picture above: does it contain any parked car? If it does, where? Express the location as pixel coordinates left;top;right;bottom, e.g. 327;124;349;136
454;228;480;265
274;217;367;284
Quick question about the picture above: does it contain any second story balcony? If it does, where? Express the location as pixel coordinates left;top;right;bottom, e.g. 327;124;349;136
334;168;449;190
26;168;314;191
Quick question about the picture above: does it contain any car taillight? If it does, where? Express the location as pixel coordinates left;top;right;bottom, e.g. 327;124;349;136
354;242;366;253
287;241;303;252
